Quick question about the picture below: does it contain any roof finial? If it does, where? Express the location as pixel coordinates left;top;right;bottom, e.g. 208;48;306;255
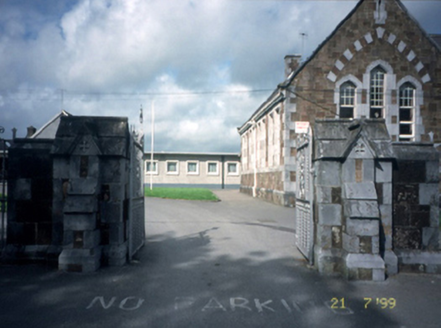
374;0;387;25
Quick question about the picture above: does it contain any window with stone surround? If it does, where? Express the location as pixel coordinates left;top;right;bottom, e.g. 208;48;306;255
335;75;362;120
370;66;386;118
399;82;416;141
339;81;356;119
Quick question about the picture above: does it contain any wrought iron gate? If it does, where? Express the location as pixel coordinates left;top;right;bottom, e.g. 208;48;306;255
128;129;145;260
295;129;314;264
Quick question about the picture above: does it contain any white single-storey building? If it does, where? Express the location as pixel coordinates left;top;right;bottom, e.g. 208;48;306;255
144;151;240;189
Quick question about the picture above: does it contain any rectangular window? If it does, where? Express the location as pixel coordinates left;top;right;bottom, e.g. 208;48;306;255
146;161;158;174
227;162;238;175
207;162;218;175
187;161;199;175
340;107;354;119
166;161;178;174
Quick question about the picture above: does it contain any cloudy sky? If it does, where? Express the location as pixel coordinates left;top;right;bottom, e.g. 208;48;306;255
1;0;440;152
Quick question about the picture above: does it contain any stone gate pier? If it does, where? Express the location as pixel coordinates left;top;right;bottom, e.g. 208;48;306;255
300;119;440;280
5;116;145;272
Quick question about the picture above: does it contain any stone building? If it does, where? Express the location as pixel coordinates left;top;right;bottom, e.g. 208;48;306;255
238;0;441;206
238;0;441;279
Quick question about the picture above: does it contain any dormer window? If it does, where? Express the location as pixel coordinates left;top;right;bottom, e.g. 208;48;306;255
339;81;356;119
370;66;386;118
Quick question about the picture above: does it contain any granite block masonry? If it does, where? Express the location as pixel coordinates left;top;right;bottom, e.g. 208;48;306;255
6;116;145;272
309;119;440;281
52;116;140;273
312;119;394;281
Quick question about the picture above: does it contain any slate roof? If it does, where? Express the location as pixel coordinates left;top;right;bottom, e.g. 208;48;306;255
392;143;439;161
313;119;395;161
30;110;72;139
51;116;130;157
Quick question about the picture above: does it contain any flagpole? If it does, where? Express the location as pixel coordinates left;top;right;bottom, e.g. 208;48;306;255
150;100;155;190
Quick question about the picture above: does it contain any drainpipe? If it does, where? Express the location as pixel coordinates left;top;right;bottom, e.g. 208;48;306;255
253;121;257;197
221;155;225;189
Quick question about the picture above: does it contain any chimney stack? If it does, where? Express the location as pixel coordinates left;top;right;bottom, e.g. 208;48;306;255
284;55;302;79
12;128;17;140
26;126;37;138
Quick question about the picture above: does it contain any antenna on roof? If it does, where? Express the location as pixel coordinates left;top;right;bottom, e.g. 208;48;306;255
300;32;308;59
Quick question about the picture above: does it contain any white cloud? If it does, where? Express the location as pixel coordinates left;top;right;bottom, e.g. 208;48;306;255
0;0;439;150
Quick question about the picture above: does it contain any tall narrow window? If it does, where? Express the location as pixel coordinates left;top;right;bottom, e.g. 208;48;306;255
80;156;89;178
340;82;356;119
370;67;386;118
399;82;416;141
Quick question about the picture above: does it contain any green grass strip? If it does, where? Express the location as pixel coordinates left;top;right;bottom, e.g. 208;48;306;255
145;187;219;201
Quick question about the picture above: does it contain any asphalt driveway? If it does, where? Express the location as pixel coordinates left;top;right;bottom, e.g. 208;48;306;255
1;190;441;328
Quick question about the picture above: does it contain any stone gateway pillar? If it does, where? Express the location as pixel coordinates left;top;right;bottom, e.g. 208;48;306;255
309;118;440;280
52;116;135;273
313;119;396;280
5;115;144;272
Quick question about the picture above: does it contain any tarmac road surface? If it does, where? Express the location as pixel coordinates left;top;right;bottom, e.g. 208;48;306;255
1;189;441;328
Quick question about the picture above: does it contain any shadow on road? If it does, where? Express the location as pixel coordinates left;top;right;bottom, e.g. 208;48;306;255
0;229;402;328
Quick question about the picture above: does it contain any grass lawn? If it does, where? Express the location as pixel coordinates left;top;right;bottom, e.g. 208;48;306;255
145;187;219;201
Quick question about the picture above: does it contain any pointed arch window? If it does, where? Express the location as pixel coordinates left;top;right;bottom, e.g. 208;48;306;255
370;66;386;118
399;82;416;141
339;81;356;119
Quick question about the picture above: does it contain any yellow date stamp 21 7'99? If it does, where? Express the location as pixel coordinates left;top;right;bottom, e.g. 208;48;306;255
330;298;396;310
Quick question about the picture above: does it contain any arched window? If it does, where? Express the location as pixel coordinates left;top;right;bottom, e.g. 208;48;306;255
399;82;416;141
339;81;356;119
370;66;386;118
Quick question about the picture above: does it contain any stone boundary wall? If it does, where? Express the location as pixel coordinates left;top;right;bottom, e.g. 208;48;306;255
5;139;56;263
392;144;441;274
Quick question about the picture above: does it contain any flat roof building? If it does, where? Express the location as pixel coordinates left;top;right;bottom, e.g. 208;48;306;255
144;151;240;190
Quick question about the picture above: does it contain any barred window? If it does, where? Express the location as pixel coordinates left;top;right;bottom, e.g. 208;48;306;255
370;67;385;118
339;81;355;119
